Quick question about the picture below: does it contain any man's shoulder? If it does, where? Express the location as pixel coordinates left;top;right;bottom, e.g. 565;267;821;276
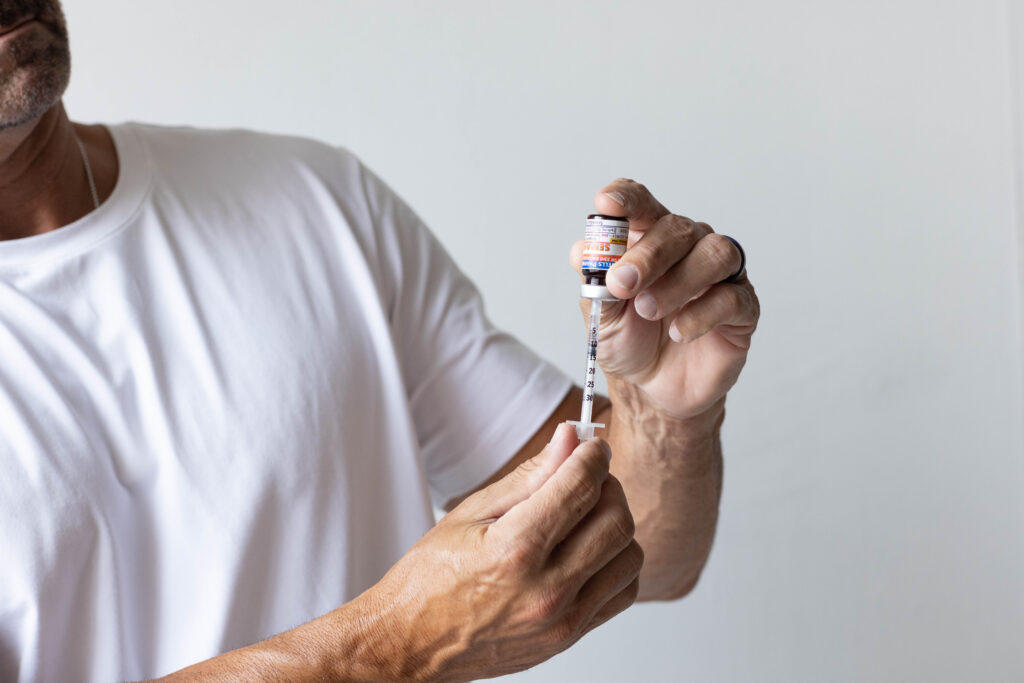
116;121;363;185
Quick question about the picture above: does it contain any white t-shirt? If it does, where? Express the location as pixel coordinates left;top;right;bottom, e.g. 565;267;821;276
0;123;571;682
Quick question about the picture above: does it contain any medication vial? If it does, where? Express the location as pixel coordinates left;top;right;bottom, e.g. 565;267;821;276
580;214;630;300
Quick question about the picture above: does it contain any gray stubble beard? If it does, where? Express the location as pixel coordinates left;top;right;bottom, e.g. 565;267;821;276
0;0;70;131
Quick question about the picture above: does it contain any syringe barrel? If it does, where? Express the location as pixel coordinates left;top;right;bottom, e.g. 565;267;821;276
581;214;630;300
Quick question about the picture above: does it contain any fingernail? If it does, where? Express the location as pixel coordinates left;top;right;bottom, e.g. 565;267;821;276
669;324;685;343
555;422;578;443
609;264;639;292
634;292;657;320
604;191;626;206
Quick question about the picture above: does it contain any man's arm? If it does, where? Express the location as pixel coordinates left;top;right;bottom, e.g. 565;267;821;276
146;599;390;681
446;386;721;602
147;427;642;682
600;388;723;600
448;179;756;602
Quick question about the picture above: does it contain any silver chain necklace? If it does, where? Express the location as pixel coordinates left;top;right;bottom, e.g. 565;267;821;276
74;134;100;211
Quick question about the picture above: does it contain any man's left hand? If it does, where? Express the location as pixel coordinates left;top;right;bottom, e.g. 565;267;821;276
571;179;760;423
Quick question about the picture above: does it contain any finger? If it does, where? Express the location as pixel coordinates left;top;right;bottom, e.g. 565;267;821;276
668;282;759;346
549;475;634;583
631;232;744;321
605;215;712;301
593;178;670;231
493;437;612;553
459;423;579;521
582;578;641;636
573;540;644;625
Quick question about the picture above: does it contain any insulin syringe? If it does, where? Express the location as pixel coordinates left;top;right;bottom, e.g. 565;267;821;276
569;215;631;442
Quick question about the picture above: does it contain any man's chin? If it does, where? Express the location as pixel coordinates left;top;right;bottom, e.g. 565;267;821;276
0;68;66;131
0;95;59;132
0;35;69;130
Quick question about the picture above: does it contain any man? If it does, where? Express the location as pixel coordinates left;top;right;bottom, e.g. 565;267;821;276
0;1;760;681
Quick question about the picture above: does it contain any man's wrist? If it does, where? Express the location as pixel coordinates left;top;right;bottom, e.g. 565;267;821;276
319;590;432;682
604;379;724;445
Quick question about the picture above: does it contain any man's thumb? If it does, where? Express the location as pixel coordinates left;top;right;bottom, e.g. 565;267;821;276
464;423;579;520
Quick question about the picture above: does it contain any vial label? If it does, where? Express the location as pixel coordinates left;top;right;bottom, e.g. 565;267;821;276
582;216;629;271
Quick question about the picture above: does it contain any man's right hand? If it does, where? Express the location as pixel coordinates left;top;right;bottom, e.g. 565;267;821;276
154;424;641;682
345;423;643;681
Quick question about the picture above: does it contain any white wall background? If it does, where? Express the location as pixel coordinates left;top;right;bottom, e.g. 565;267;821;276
64;1;1024;681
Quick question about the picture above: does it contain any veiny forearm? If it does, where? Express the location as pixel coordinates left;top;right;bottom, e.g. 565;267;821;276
600;383;724;602
143;594;402;683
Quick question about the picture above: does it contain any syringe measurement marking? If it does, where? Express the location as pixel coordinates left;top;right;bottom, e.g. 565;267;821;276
580;300;603;421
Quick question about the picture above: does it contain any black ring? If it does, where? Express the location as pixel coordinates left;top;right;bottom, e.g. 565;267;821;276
723;236;746;283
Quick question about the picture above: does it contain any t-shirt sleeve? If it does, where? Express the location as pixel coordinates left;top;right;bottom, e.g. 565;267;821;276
352;158;573;508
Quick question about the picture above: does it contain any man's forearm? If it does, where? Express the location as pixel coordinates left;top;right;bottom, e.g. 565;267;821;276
600;383;724;601
147;595;400;683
